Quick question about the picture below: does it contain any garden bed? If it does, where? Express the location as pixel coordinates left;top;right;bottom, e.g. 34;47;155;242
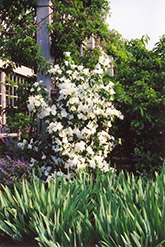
0;168;164;247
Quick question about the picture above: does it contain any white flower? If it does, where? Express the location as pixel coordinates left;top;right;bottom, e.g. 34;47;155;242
47;122;63;134
67;70;73;75
62;137;68;144
102;162;109;173
59;130;66;138
87;146;94;156
83;68;89;74
72;157;80;166
99;56;104;65
70;106;76;111
70;64;77;69
46;166;52;172
72;71;79;79
34;96;41;107
64;60;69;66
73;127;83;139
49;65;60;74
59;81;75;96
95;156;104;169
39;107;51;119
59;76;66;82
27;102;35;112
30;138;33;144
107;121;112;128
119;138;122;145
42;154;46;160
98;131;110;144
54;64;60;71
44;171;49;176
95;63;101;70
64;52;71;57
34;82;39;87
89;159;96;168
78;104;89;113
22;139;27;147
77;158;86;169
77;113;87;120
17;142;24;149
28;144;32;149
74;141;86;153
94;63;103;74
65;127;73;136
109;88;115;95
68;97;79;104
58;69;62;74
77;65;83;70
51;105;57;115
34;146;38;152
94;107;104;115
30;158;36;164
61;109;67;118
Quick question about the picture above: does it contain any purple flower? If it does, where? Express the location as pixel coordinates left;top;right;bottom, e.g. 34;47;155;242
0;167;10;177
0;155;31;186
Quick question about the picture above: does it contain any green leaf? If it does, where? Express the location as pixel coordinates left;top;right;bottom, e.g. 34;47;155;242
130;232;141;247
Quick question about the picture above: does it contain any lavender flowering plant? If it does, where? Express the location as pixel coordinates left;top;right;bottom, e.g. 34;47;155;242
0;155;31;186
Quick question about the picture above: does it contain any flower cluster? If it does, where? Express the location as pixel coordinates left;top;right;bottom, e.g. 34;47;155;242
27;81;51;119
24;53;123;179
0;155;31;186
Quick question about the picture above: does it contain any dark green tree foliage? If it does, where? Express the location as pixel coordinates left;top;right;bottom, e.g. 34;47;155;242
0;0;110;69
49;0;110;65
0;0;43;68
108;35;165;176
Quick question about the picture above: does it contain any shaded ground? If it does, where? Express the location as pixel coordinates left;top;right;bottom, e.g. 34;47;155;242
0;239;38;247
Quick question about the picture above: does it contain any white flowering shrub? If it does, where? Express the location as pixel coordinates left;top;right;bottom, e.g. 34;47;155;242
22;53;123;180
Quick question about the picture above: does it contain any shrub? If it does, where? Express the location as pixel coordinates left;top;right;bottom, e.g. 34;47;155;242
109;36;165;175
19;52;123;179
0;155;31;186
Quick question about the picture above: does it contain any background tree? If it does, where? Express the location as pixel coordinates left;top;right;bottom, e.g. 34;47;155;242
0;0;110;69
0;0;43;69
107;35;165;176
49;0;110;67
0;0;110;138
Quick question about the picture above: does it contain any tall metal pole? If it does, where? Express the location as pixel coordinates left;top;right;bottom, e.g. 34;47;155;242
36;0;52;133
36;0;52;94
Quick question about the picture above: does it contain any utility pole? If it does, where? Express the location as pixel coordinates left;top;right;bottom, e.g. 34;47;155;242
36;0;52;95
